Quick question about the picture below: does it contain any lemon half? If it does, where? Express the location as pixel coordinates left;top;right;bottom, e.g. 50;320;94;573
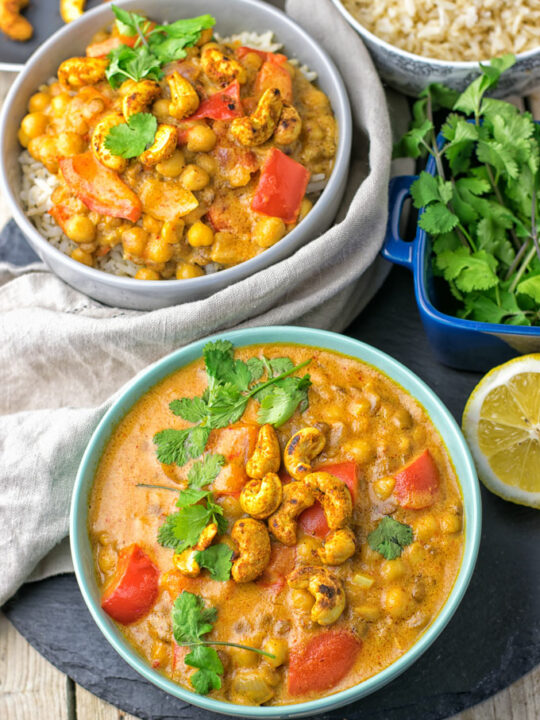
462;354;540;508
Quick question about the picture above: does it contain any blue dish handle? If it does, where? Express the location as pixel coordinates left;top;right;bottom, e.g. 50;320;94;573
381;175;418;270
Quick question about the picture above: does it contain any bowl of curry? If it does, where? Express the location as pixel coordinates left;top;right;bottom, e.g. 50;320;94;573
71;326;481;715
0;0;351;310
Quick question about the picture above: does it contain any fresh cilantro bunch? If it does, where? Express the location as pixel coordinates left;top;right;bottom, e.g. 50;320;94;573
367;516;413;560
104;112;157;158
153;340;312;467
395;54;540;326
106;5;215;88
172;592;275;695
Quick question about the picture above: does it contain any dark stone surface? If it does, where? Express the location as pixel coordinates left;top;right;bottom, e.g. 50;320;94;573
2;221;540;719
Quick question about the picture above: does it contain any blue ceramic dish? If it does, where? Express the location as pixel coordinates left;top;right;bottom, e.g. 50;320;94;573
71;326;481;717
383;167;540;372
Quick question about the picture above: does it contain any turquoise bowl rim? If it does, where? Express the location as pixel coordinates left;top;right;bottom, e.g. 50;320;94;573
70;326;481;718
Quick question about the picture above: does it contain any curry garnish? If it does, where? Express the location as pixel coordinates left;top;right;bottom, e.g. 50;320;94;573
193;544;234;582
106;6;216;89
153;340;312;467
172;592;275;695
367;516;414;560
104;112;158;159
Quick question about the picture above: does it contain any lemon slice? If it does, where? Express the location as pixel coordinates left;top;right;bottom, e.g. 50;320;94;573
462;354;540;508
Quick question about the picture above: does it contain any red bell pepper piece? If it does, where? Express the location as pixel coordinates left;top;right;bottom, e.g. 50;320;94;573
86;35;136;57
319;461;358;503
252;148;310;223
189;81;243;120
60;153;142;223
48;204;72;233
393;449;440;509
288;631;362;695
101;544;159;625
254;59;293;102
236;47;287;64
257;545;296;592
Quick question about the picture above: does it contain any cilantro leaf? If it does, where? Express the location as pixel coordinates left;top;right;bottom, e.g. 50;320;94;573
176;488;211;507
186;645;223;694
393;118;433;159
194;544;234;581
111;5;146;36
153;427;210;466
172;592;217;644
419;202;459;235
368;516;413;560
105;44;163;89
153;15;215;38
157;505;212;553
410;171;440;209
436;248;499;293
170;396;208;423
453;54;515;117
517;274;540;303
104;112;157;158
255;374;311;427
188;454;225;489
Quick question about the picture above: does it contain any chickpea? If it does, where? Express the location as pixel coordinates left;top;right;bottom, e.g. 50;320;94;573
29;136;58;173
262;638;288;668
229;646;259;668
252;217;286;249
97;545;116;573
397;436;412;455
161;219;184;245
156;149;185;178
135;268;160;280
373;476;396;500
66;115;89;136
392;408;412;429
28;91;50;113
298;197;313;222
56;131;85;157
49;81;64;96
344;438;375;464
440;512;462;535
21;112;49;140
64;215;96;244
180;164;210;191
187;124;217;153
290;588;314;612
350;397;371;416
303;87;329;110
354;604;380;621
228;165;252;187
18;128;30;148
70;248;94;267
51;93;71;117
176;262;204;279
153;97;172;121
142;214;162;234
296;536;322;565
145;236;174;263
242;51;263;71
380;558;406;582
406;542;427;566
122;226;148;257
195;152;217;175
383;586;410;619
187;221;214;247
415;514;439;542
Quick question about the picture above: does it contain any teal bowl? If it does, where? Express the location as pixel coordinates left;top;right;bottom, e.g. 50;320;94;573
70;326;481;717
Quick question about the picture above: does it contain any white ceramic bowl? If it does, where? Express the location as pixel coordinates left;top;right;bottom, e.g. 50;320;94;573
0;0;351;310
331;0;540;96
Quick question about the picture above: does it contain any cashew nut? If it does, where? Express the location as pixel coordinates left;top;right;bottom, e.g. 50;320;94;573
273;102;302;145
167;71;200;120
231;518;271;583
268;481;314;546
318;527;356;565
230;88;282;147
140;124;177;167
200;44;247;85
246;424;281;479
240;472;283;520
91;112;128;172
283;427;326;480
287;565;346;625
172;522;218;578
58;57;108;89
304;472;353;530
60;0;85;24
122;79;161;121
0;0;32;41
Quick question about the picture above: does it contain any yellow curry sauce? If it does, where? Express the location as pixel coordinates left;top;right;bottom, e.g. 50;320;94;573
18;14;337;279
89;344;464;705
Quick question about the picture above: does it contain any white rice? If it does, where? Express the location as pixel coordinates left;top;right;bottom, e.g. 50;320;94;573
19;31;325;277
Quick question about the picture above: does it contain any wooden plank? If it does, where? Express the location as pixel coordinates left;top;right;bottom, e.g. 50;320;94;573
0;612;69;720
76;685;141;720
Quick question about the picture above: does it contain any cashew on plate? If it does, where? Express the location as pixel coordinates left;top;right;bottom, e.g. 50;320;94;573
288;565;346;625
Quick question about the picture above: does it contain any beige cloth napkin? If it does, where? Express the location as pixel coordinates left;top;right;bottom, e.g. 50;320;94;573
0;0;408;605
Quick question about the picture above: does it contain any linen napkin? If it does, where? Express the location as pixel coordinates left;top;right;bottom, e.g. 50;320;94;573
0;0;407;606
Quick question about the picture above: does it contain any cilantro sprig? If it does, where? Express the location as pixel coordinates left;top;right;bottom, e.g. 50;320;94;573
172;592;275;695
105;112;157;158
395;54;540;326
367;516;413;560
105;6;215;89
153;340;312;467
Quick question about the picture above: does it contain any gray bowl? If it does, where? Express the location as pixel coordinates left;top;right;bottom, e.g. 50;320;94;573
0;0;351;310
330;0;540;97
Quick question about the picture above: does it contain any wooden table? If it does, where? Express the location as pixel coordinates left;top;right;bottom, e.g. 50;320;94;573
0;66;539;720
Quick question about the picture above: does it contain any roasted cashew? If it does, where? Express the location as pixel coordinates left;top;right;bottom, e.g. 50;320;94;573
231;518;271;583
273;102;302;145
287;565;346;625
0;0;33;41
91;112;128;172
139;124;177;167
58;57;108;89
268;481;314;546
283;427;326;480
60;0;85;23
172;522;218;578
167;71;200;120
246;424;281;479
200;44;247;85
240;472;283;520
230;88;282;147
318;527;356;565
122;79;161;120
304;472;353;530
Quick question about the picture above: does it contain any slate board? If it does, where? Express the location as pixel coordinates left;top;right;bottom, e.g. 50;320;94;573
1;218;540;720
